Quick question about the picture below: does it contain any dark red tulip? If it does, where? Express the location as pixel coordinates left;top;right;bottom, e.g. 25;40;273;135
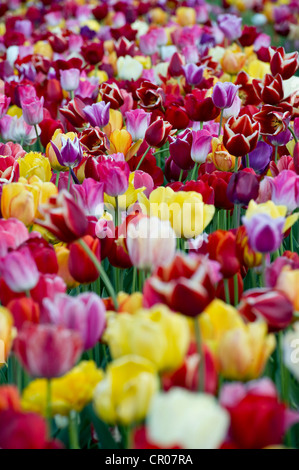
81;42;104;65
145;118;173;148
270;47;299;80
185;89;220;122
223;115;259;156
99;82;124;109
169;129;194;170
226;170;259;205
252;74;284;105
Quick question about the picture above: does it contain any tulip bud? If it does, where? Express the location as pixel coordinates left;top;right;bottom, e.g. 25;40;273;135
68;235;101;284
145;118;173;148
60;68;80;92
7;297;40;330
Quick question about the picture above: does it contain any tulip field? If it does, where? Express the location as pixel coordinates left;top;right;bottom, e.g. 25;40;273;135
1;0;299;451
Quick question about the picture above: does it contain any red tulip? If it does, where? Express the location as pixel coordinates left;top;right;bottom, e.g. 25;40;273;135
136;81;164;110
253;103;292;135
99;82;124;110
145;118;174;148
252;74;284;105
270;47;299;80
143;253;219;317
207;230;240;278
185;89;220;122
0;386;21;412
164;104;190;130
35;190;88;243
68;235;101;284
14;323;83;378
81;42;104;65
223;115;259;157
7;297;39;330
0;410;63;449
59;97;87;128
20;236;58;275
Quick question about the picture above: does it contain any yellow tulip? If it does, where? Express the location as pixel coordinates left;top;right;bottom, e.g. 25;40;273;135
149;7;168;25
33;41;53;59
138;186;215;238
245;200;299;232
104;305;190;371
18;152;52;182
103;109;123;137
207;137;239;172
247;60;271;80
54;244;79;289
109;129;132;156
117;292;143;314
199;299;275;380
0;307;14;367
1;182;39;226
22;361;104;417
221;50;247;75
276;269;299;311
93;355;159;425
176;7;196;26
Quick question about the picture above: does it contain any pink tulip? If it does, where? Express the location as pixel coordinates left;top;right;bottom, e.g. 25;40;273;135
44;292;106;350
0;219;29;256
22;96;44;126
97;155;130;197
133;170;154;198
126;109;152;141
72;178;104;218
265;170;299;214
1;247;39;293
14;323;83;378
0;95;10;119
191;130;213;164
60;68;81;92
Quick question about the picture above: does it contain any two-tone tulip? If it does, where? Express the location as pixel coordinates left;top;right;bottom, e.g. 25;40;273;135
223;115;259;157
270;46;299;80
252;74;284;105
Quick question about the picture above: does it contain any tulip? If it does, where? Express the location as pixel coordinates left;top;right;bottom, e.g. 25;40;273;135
104;304;190;371
21;236;58;275
83;101;110;128
185;89;220;122
199;171;233;210
164;104;190;130
44;293;106;351
238;288;293;332
51;135;83;169
14;323;83;378
0;307;14;365
146;388;229;449
276;269;299;311
117;55;143;81
169;129;193;170
220;379;299;449
241;141;272;173
145;118;173;149
95;156;130;197
242;212;285;253
21;96;44;126
7;297;39;330
68;235;101;284
2;247;39;293
0;410;63;449
164;157;188;183
207;230;240;278
244;200;299;234
0;94;10;118
18;152;52;182
284;323;299;381
133;171;154;198
264;170;299;214
226;170;259;205
182;63;204;86
138;186;215;239
221;50;247;75
60;68;80;92
125;109;151;142
72;178;104;218
199;299;275;380
22;361;104;417
223;115;259;157
126;216;176;272
252;73;284;105
253;103;292;135
218;14;242;40
1;181;39;226
143;253;220;317
35;190;88;243
270;47;299;80
136;81;164;111
93;355;159;425
265;256;299;288
207;137;238;172
82;42;104;65
79;127;109;157
212;82;239;110
0;115;37;146
235;225;262;268
0;386;21;412
99;82;124;110
59;97;87;128
0;218;29;252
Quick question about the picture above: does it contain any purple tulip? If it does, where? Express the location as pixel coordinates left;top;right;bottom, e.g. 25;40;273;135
218;14;242;41
44;292;106;351
51;135;83;169
212;82;239;110
83;101;110;128
191;129;213;164
267;128;292;146
126;109;152;141
72;178;105;218
242;213;285;253
265;170;299;214
241;141;272;174
227;171;260;205
182;63;204;86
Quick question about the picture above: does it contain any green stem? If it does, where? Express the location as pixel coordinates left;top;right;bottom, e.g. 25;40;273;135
34;124;42;152
190;163;199;181
234;157;238;173
194;317;205;393
261;253;267;287
288;126;298;143
224;278;231;304
246;153;250;168
78;239;118;309
233;273;239;306
218;110;223;138
115;196;119;227
275;146;278;165
67;168;72;192
70;90;75;100
136;146;151;171
69;411;80;449
178;169;184;182
132;267;137;294
55;171;60;187
200;121;203;130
